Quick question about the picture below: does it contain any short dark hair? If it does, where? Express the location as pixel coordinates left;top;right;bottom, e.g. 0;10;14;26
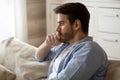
54;2;90;34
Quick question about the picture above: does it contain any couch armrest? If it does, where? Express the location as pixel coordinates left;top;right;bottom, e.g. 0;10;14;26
105;60;120;80
0;64;16;80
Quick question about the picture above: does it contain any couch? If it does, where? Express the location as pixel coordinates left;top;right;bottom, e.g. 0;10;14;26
105;60;120;80
0;37;120;80
0;37;50;80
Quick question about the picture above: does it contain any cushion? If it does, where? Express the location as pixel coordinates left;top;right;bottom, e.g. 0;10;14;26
0;64;16;80
105;60;120;80
0;37;50;80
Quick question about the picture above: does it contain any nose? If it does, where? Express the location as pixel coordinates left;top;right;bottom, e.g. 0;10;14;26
56;25;60;32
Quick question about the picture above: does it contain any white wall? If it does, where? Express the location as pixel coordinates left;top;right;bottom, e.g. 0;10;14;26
0;0;15;40
0;0;28;42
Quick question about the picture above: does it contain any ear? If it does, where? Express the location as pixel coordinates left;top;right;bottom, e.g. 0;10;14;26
73;19;81;31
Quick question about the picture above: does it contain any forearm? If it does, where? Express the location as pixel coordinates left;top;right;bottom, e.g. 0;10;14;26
35;41;51;60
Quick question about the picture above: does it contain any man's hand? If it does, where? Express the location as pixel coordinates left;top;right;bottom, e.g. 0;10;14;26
45;32;61;47
35;32;61;59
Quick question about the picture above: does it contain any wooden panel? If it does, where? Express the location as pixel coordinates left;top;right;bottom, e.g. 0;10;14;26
27;0;46;39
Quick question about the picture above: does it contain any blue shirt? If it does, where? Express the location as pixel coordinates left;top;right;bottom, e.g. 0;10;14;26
36;37;108;80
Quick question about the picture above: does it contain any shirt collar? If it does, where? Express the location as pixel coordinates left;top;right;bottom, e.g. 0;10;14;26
71;36;93;47
62;36;93;47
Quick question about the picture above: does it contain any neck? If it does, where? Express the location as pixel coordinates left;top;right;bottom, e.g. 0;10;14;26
68;32;88;45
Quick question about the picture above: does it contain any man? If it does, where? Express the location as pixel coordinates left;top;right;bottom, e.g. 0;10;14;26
35;2;108;80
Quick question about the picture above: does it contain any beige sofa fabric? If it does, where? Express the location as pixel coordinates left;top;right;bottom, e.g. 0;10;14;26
105;60;120;80
0;64;16;80
0;37;50;80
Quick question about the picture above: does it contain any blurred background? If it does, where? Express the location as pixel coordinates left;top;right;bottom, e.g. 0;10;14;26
0;0;120;60
0;0;46;47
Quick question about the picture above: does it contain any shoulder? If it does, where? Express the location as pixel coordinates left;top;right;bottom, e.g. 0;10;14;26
75;37;103;51
73;37;106;56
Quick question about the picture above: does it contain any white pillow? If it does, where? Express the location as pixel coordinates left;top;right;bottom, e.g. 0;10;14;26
0;37;50;80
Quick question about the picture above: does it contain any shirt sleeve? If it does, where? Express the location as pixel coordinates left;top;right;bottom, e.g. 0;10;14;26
35;45;62;62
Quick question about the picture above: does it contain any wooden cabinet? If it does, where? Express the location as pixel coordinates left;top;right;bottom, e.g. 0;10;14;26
96;7;120;60
46;0;120;60
26;0;46;47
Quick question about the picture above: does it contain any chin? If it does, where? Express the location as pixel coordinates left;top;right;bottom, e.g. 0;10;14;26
60;39;68;43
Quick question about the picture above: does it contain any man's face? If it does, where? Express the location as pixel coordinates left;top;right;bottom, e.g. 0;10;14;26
56;13;75;43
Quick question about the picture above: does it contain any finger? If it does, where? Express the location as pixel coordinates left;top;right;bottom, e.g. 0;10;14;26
46;33;61;46
50;33;59;45
56;32;60;40
52;33;57;41
46;34;51;43
49;33;57;45
54;33;61;45
51;33;56;41
57;32;60;41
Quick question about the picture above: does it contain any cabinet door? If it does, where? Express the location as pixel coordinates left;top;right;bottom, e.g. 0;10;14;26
98;8;120;34
96;8;120;60
96;33;120;60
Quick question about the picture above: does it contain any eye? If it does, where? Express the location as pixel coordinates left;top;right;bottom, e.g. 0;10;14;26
59;22;64;26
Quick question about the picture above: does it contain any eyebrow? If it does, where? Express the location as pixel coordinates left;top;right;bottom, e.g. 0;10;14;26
58;21;64;23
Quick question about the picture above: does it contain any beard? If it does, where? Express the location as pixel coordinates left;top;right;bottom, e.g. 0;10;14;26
59;30;74;43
